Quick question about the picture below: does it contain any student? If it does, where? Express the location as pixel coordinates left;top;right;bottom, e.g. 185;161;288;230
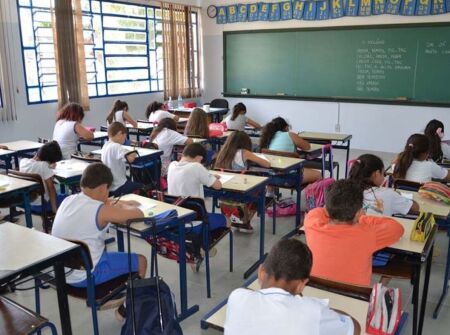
225;239;360;335
150;118;192;176
393;133;450;183
106;100;137;128
52;102;94;159
215;131;270;171
19;141;63;214
52;163;147;287
223;102;261;131
184;107;209;138
304;180;404;287
146;101;179;123
260;117;320;184
424;119;450;162
101;122;142;197
349;154;419;216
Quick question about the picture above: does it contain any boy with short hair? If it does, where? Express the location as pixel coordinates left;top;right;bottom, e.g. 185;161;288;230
52;163;147;288
304;179;404;287
19;140;63;213
101;122;142;196
225;239;359;335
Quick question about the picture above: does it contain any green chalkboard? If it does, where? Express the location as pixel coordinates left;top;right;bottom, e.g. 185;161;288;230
223;23;450;106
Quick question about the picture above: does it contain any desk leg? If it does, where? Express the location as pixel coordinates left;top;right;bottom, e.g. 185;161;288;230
433;228;450;318
22;191;33;228
418;245;433;335
345;140;351;178
54;261;73;335
412;263;421;335
177;219;199;320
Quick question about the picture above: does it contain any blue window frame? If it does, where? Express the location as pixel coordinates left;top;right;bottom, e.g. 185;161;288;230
17;0;198;104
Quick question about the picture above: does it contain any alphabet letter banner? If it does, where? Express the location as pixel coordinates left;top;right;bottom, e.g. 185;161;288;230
215;0;450;24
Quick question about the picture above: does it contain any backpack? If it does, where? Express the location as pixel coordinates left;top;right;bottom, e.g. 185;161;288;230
208;123;227;138
266;198;297;217
303;178;335;212
120;278;183;335
366;283;402;335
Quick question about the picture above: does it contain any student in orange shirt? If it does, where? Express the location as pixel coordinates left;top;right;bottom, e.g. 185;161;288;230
304;179;404;287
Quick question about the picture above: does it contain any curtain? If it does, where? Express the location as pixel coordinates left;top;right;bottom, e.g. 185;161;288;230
161;2;201;100
51;0;89;110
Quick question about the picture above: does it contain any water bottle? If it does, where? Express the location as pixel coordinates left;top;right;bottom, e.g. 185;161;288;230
167;96;173;110
177;94;183;108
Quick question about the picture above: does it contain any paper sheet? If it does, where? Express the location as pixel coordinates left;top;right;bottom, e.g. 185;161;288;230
254;153;270;162
400;192;414;200
216;174;234;184
138;203;156;215
0;175;10;188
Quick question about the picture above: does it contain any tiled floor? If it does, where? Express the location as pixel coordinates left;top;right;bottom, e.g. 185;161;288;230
2;148;450;335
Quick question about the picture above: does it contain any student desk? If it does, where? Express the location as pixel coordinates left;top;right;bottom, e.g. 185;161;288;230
170;107;228;123
204;172;269;278
298;131;352;177
0;140;43;169
0;222;81;335
53;159;91;193
200;276;407;334
114;193;199;320
126;122;155;142
0;175;39;228
252;153;305;236
78;131;108;149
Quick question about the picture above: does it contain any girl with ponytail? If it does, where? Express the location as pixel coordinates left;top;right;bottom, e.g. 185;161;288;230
106;100;137;128
146;101;179;123
349;154;418;216
424;119;450;162
260;117;320;184
393;134;450;183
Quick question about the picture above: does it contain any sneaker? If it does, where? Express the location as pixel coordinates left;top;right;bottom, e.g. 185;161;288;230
114;304;127;324
238;225;254;234
189;257;203;273
200;247;218;258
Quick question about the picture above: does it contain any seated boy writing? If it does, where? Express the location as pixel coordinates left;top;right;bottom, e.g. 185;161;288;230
225;239;359;335
304;179;404;287
52;163;147;288
101;122;142;197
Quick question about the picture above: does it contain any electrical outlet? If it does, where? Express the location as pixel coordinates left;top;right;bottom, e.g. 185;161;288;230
335;124;341;132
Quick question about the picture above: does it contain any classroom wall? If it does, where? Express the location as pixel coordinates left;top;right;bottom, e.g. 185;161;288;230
201;0;450;153
0;0;200;143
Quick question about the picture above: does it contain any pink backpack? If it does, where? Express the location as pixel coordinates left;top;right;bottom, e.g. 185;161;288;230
266;198;297;217
304;178;335;212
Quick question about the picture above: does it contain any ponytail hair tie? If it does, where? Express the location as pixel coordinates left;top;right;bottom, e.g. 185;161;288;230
408;143;414;148
356;159;361;163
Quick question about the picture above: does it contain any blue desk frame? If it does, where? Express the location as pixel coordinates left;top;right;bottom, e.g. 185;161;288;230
205;178;268;279
433;218;450;319
115;211;199;321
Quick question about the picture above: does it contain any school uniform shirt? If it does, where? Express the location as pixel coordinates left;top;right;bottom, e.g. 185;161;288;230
442;142;450;160
101;141;129;191
153;128;187;175
231;149;246;171
404;159;448;183
268;131;296;152
304;207;404;287
52;192;107;284
224;114;247;131
107;110;125;125
53;120;79;159
224;287;354;335
167;161;216;198
148;109;175;123
19;158;54;203
363;187;413;216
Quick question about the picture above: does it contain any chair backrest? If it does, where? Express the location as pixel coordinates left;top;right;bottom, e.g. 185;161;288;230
7;170;45;202
71;152;101;163
309;276;372;302
393;179;422;192
261;148;301;159
321;144;334;178
210;98;229;109
161;194;207;222
38;137;50;144
62;239;94;271
100;126;108;132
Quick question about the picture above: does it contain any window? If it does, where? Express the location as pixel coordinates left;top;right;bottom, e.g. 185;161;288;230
17;0;198;104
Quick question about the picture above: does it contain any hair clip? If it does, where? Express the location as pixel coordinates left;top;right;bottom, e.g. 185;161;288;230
408;143;414;148
356;159;361;163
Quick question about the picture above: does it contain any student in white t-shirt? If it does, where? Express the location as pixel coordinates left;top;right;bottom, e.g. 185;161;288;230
349;154;419;216
106;99;137;128
101;122;142;197
424;119;450;162
223;102;261;131
393;133;450;184
52;163;147;319
225;239;359;335
19;141;63;214
146;101;179;123
52;103;94;159
150;117;192;176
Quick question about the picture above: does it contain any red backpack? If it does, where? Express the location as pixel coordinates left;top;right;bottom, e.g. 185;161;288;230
304;178;335;212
